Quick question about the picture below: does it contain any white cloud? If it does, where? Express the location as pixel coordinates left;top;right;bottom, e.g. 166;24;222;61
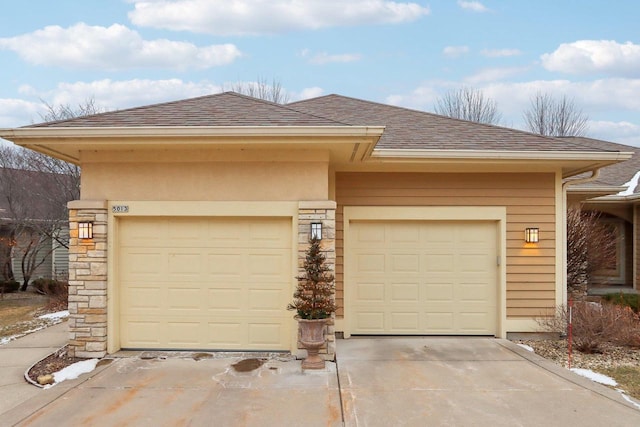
295;87;325;101
541;40;640;77
480;48;521;58
0;98;42;127
302;50;362;65
128;0;430;35
589;120;640;147
17;79;222;121
457;1;488;12
0;23;241;70
464;67;529;84
443;46;469;58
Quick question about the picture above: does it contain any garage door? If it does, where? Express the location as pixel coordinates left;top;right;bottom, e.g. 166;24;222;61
118;217;292;351
348;221;497;335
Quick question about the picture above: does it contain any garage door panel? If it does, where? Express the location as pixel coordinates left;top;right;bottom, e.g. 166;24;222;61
167;288;201;310
207;253;243;276
356;282;385;302
168;253;202;275
124;321;162;346
390;282;419;301
391;254;420;272
354;312;385;331
356;254;385;272
119;217;292;351
349;220;497;336
390;312;419;330
167;322;201;345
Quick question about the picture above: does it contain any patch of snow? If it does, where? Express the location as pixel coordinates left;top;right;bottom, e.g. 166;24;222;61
571;368;618;386
38;310;69;320
517;343;534;352
618;389;640;410
618;171;640;196
45;359;99;388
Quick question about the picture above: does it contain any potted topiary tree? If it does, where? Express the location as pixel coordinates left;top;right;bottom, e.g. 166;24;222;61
287;237;337;369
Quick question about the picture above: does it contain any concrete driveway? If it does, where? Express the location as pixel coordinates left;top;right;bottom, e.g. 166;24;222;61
337;337;640;426
4;335;640;426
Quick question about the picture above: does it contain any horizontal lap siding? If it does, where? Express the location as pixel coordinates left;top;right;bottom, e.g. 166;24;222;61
336;172;556;319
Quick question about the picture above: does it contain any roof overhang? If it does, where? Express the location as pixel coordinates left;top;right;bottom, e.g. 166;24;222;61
0;126;386;165
565;185;627;198
369;149;633;178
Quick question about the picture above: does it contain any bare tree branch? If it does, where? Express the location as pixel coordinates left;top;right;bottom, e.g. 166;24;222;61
0;98;95;288
434;87;502;125
224;77;290;104
523;92;589;137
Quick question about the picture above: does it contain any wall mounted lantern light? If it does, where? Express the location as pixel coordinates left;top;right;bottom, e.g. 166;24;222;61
525;227;539;243
78;222;94;240
311;222;322;240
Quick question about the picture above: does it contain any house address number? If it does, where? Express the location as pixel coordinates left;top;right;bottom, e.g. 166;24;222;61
112;205;129;213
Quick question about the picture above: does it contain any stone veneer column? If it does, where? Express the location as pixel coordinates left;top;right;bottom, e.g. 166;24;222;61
67;200;108;358
297;201;337;360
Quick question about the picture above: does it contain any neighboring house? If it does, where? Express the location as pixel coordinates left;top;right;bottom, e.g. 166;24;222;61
563;136;640;295
0;92;632;358
0;168;70;285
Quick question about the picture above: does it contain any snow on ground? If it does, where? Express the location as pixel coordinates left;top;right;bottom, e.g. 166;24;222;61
571;368;618;386
620;391;640;409
44;359;99;389
517;343;534;352
0;311;69;346
38;310;69;320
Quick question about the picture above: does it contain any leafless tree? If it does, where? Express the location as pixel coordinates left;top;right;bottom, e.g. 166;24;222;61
434;87;502;125
225;77;290;104
39;97;102;122
566;208;617;298
523;92;589;137
0;99;96;289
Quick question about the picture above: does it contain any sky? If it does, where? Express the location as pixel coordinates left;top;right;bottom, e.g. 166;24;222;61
1;0;639;145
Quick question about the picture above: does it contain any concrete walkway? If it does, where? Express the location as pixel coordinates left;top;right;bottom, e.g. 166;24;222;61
0;322;70;426
2;327;640;426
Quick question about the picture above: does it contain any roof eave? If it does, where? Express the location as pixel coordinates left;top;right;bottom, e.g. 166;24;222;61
370;149;633;177
0;126;386;165
0;125;386;139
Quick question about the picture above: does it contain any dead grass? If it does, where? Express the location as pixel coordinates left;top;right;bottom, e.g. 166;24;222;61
0;292;55;340
600;366;640;401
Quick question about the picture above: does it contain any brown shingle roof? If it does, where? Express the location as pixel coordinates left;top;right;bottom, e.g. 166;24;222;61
561;136;640;193
288;94;613;152
26;92;622;156
28;92;347;128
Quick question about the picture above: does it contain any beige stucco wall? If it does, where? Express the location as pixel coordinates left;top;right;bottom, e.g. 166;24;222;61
335;172;558;320
79;149;330;201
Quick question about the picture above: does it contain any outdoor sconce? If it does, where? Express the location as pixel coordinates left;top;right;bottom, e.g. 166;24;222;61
78;222;94;240
525;227;539;243
311;222;322;240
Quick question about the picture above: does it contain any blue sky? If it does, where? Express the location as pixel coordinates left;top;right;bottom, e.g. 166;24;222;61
1;0;639;145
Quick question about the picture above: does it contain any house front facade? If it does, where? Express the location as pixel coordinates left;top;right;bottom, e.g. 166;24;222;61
0;93;631;358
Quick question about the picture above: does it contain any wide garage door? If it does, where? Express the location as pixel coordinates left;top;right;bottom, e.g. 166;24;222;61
118;216;292;351
348;221;497;335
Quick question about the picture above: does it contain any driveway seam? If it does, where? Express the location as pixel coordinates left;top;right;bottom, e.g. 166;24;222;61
334;355;346;427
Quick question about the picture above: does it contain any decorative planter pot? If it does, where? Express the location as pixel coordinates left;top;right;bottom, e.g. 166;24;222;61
297;317;328;369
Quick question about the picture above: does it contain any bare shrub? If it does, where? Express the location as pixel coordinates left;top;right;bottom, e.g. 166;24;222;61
537;301;640;353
